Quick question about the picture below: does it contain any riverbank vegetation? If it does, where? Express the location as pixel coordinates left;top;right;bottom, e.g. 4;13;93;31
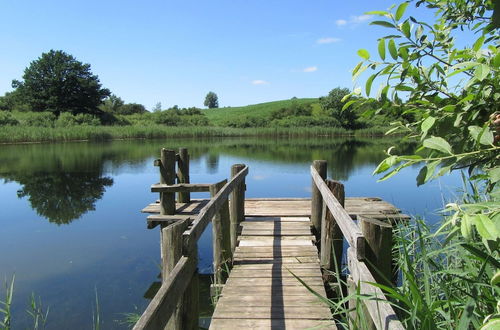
0;50;411;143
340;0;499;328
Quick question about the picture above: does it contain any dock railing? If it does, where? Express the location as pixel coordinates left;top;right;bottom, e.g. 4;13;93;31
133;148;248;330
311;160;404;330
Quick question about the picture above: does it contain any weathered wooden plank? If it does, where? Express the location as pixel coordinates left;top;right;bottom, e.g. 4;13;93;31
219;285;326;296
237;240;314;247
311;165;365;260
228;268;322;278
151;183;210;193
230;164;246;253
159;149;176;215
231;263;319;270
216;294;324;306
244;216;310;222
238;235;315;241
240;229;313;236
211;180;232;285
209;318;336;330
225;276;323;287
132;256;196;330
177;147;190;203
236;245;317;252
321;180;345;274
347;248;404;330
233;251;318;258
212;305;332;319
233;256;319;264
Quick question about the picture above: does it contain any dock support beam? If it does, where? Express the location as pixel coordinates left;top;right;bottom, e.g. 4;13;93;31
311;160;327;245
177;148;190;203
230;164;246;253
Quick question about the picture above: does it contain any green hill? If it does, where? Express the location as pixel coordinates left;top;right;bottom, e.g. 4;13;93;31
204;98;320;125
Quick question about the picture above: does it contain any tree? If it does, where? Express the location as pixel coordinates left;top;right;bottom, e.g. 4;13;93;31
348;0;499;327
320;87;357;129
99;94;125;114
152;102;162;112
204;92;219;108
12;50;110;116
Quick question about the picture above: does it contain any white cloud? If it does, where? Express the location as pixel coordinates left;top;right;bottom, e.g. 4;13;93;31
316;37;341;44
251;80;269;85
351;14;372;23
336;15;372;27
335;19;347;26
303;66;318;73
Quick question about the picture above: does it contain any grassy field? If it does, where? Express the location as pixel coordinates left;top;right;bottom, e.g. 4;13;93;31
204;98;320;125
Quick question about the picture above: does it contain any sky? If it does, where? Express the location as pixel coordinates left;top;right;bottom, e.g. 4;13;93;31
0;0;438;110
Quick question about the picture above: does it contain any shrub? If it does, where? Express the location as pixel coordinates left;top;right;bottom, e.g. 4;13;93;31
56;113;101;127
270;116;341;128
0;112;19;126
221;116;267;128
21;112;56;127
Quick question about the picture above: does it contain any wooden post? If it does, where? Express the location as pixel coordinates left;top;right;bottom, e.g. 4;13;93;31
230;164;245;253
177;148;190;203
210;180;232;285
359;216;393;286
321;180;345;275
160;149;176;215
181;234;199;330
161;219;189;329
311;160;327;244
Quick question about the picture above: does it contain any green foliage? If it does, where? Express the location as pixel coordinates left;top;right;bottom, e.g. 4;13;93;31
0;276;14;330
204;91;219;109
56;113;101;127
99;94;125;114
221;115;267;128
20;112;56;127
12;50;110;115
0;112;19;126
320;87;359;129
270;101;312;120
118;103;147;115
350;0;500;326
270;116;341;128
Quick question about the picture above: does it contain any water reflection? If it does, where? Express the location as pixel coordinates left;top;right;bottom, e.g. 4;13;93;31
0;137;409;224
15;173;113;224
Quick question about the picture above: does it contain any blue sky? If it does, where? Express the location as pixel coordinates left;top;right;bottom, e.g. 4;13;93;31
0;0;435;109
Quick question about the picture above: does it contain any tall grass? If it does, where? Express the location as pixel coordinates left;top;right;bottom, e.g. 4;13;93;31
0;125;380;144
0;276;14;330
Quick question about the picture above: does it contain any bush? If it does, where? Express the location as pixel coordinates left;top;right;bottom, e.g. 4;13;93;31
270;116;341;128
180;115;209;126
56;113;101;127
21;112;56;127
0;112;19;126
221;116;267;128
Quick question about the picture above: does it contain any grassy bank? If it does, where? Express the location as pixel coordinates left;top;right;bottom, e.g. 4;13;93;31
0;125;389;144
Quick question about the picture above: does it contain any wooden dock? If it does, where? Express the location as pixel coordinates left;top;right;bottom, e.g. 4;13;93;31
134;149;407;330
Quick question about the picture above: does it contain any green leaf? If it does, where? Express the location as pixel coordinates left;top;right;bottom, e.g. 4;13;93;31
370;21;396;28
395;2;409;21
401;20;411;38
491;270;500;286
423;136;453;155
366;73;377;96
421;116;436;137
481;318;500;330
342;100;356;111
365;10;389;16
468;125;494;145
473;36;485;52
378;38;386;61
461;214;473;240
373;155;399;174
357;49;370;60
487;167;500;183
472;214;498;240
493;52;500;68
474;64;490;81
415;25;423;39
388;39;398;60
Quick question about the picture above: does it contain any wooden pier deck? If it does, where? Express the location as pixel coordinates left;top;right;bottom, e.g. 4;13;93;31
142;198;407;329
134;150;407;330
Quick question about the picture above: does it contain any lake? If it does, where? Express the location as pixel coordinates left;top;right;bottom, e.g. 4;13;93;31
0;137;461;329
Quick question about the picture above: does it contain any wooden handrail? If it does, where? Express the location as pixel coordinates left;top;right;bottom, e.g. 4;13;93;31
347;248;404;330
183;165;249;255
133;256;196;330
310;165;365;260
151;183;211;193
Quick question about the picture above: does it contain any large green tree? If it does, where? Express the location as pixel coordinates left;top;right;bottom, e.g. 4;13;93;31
12;50;110;115
204;91;219;108
320;87;357;129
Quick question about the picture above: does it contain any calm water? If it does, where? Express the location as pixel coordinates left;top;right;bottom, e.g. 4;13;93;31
0;137;461;329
